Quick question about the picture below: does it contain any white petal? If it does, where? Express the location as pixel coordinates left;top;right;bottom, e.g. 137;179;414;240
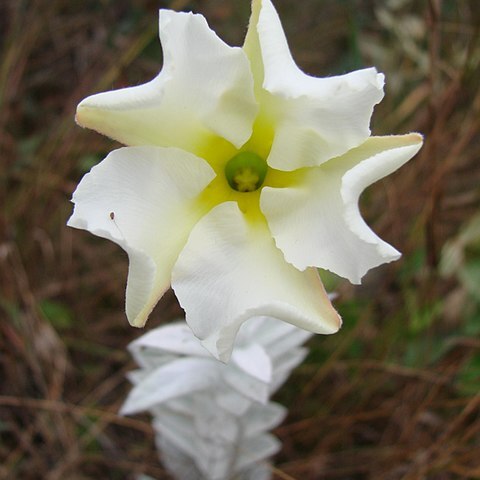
129;322;209;357
68;146;215;327
171;201;341;362
270;347;310;393
341;134;423;249
120;357;219;415
185;397;239;479
193;395;240;444
223;365;270;404
130;350;176;370
125;369;147;386
231;343;272;383
245;0;384;170
153;414;200;460
241;316;312;353
154;396;195;418
242;402;287;437
156;436;202;480
77;10;257;151
266;329;312;362
216;388;253;417
261;134;423;283
233;433;281;472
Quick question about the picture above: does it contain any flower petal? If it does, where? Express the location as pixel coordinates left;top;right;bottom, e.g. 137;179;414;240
68;146;215;327
153;413;201;460
76;10;257;151
216;387;253;417
244;0;384;170
271;348;310;393
155;396;241;480
222;365;270;404
193;395;240;444
156;436;203;480
261;134;423;282
231;344;272;383
120;357;220;415
128;350;176;370
242;402;287;437
233;433;281;472
155;397;196;418
171;201;341;362
241;316;312;354
129;322;210;358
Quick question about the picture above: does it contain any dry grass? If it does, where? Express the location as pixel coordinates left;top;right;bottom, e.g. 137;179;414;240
1;0;479;478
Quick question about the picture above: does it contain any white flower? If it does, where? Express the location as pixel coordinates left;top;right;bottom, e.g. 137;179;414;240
68;0;423;361
122;317;313;480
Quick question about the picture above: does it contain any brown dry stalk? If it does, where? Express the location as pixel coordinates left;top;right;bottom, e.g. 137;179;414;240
0;395;152;435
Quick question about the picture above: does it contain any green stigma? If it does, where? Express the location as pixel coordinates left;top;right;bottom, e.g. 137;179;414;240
224;151;268;192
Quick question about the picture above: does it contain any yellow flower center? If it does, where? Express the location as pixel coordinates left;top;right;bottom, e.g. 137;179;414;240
194;117;297;222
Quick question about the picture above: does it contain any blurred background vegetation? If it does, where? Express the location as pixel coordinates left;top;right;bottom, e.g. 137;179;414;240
1;0;480;478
